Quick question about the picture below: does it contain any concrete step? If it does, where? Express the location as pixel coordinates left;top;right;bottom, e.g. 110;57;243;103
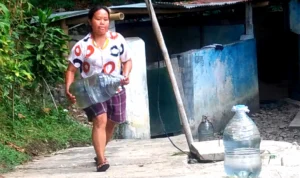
289;110;300;128
283;98;300;128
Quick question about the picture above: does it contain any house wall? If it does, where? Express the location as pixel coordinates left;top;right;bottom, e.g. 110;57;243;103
116;37;151;139
116;25;202;64
201;24;244;46
289;0;300;100
172;39;259;138
116;22;251;136
116;23;244;64
289;0;300;34
289;0;300;72
68;19;256;137
289;0;300;68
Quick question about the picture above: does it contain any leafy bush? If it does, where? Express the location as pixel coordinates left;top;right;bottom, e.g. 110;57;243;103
22;8;70;85
0;98;91;173
29;0;75;10
0;1;91;174
0;1;70;102
0;2;34;98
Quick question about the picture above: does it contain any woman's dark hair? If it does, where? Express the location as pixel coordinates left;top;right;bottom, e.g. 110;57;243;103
88;5;110;20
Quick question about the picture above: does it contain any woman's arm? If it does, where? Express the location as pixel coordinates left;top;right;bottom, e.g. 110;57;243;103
65;62;77;104
122;59;132;85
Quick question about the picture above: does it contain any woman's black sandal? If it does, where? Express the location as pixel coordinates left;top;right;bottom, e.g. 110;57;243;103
94;157;108;164
96;162;110;172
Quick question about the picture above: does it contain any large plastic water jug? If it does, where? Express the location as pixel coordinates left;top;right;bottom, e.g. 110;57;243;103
69;73;124;109
223;105;262;178
197;115;214;141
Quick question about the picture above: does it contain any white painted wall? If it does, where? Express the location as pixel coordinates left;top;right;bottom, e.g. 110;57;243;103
122;37;150;139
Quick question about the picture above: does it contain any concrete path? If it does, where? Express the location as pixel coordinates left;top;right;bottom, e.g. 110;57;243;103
3;134;300;178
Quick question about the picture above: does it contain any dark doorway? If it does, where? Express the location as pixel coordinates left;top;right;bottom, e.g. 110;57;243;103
254;6;299;102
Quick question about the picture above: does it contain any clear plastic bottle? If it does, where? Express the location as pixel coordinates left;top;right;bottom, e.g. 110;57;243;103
197;115;214;141
69;73;124;109
223;105;262;178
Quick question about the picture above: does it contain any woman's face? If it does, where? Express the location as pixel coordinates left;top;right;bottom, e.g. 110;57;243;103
90;9;109;36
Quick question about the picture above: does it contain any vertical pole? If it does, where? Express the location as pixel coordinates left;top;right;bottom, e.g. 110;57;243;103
245;2;254;36
109;20;116;32
144;0;194;150
60;19;69;57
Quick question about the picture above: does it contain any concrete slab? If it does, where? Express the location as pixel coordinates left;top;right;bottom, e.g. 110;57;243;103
191;139;293;162
284;98;300;107
3;135;300;178
289;110;300;128
191;140;224;161
282;98;300;128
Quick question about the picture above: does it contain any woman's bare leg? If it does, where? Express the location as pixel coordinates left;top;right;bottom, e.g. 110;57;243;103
106;119;116;145
92;113;107;165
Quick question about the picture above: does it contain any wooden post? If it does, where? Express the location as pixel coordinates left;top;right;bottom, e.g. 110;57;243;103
60;19;69;35
144;0;194;150
245;2;254;36
60;19;69;57
241;1;254;40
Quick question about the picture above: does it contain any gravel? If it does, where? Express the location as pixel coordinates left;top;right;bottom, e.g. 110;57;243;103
250;101;300;143
211;100;300;144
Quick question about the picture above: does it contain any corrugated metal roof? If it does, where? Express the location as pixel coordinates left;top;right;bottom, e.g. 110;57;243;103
31;10;89;23
110;0;248;10
50;10;89;19
109;3;147;9
155;0;248;9
31;0;249;23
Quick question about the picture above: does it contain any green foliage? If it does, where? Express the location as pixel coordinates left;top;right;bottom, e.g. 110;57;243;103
0;2;34;97
29;0;75;10
0;95;91;173
22;8;70;84
0;1;70;97
0;144;29;173
91;0;127;6
0;0;91;174
268;5;283;12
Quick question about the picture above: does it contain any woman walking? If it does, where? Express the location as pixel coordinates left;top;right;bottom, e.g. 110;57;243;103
65;5;132;172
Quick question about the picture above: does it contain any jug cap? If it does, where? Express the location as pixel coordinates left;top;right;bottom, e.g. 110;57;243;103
201;115;209;123
231;105;250;113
